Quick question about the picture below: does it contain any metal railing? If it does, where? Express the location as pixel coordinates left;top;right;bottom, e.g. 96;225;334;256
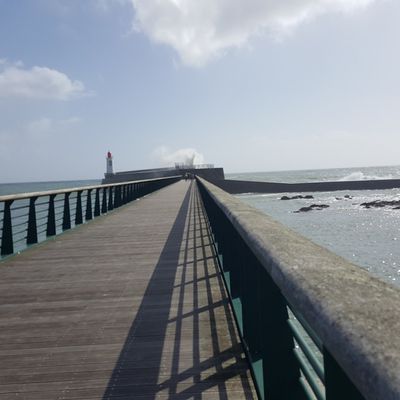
174;163;215;170
0;176;181;257
196;176;400;400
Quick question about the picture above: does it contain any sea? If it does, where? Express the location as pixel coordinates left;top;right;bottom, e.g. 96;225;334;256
0;179;101;196
1;165;400;288
227;165;400;288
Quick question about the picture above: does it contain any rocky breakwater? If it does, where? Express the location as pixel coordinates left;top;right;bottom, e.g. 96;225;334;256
294;204;330;213
360;200;400;210
280;194;330;213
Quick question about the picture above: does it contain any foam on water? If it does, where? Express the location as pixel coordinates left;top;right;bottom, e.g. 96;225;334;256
339;171;394;181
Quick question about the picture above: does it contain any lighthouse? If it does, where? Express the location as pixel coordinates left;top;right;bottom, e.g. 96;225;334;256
105;151;114;176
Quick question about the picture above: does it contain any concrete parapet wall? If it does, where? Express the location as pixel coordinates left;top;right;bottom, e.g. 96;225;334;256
197;177;400;400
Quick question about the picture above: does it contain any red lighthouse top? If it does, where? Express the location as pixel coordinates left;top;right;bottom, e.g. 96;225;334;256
107;151;112;158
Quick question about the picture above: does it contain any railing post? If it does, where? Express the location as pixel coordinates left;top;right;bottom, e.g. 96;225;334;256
101;188;107;213
46;194;56;237
62;193;71;230
324;348;364;400
27;196;38;245
85;189;93;221
114;187;119;208
257;264;305;399
108;187;114;210
119;186;122;205
1;200;14;256
241;252;262;359
129;184;133;201
122;185;127;204
94;188;100;217
228;230;244;333
75;191;83;225
115;186;121;208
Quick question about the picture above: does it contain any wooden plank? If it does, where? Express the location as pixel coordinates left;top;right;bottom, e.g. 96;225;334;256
0;181;256;399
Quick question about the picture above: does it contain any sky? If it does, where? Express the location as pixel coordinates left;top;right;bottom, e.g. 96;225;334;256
0;0;399;182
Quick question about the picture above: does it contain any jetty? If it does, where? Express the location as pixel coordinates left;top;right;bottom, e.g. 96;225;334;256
1;176;400;400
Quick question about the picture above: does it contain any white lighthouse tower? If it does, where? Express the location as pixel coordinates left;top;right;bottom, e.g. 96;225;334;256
105;151;114;177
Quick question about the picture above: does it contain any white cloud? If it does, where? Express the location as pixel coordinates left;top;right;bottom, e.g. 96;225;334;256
153;146;205;166
0;62;87;100
129;0;378;66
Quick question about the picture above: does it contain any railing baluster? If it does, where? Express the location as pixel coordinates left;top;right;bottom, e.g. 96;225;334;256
122;185;127;204
128;184;133;201
257;264;304;399
102;188;107;213
118;186;123;206
75;191;83;225
86;189;93;220
119;186;122;205
46;194;56;236
133;183;137;200
94;189;100;217
1;200;14;256
62;193;71;230
27;196;38;245
108;187;114;210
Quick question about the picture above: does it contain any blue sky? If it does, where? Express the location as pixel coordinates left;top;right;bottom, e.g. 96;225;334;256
0;0;399;182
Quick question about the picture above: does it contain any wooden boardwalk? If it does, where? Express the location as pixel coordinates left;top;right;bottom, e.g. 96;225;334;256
0;181;256;400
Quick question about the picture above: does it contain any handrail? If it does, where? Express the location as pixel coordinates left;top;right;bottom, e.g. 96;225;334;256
0;176;181;257
0;176;181;202
196;176;400;400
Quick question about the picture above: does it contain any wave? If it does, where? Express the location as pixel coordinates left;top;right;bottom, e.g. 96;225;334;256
338;171;394;181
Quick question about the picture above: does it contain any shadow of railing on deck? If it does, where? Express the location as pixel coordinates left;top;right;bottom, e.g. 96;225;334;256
102;183;254;399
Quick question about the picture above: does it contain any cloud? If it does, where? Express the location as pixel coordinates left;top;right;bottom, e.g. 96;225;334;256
0;61;87;100
95;0;130;12
153;146;205;166
129;0;378;66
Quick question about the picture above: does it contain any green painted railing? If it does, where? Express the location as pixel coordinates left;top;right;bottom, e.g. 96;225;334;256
0;176;180;257
197;176;400;400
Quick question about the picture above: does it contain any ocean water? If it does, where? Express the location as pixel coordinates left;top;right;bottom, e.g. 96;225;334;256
0;179;101;196
229;166;400;288
227;165;400;183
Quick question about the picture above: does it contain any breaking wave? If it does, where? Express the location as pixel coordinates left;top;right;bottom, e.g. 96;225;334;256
339;171;394;181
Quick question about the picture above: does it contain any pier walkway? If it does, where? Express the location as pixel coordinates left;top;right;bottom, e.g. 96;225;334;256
0;181;256;399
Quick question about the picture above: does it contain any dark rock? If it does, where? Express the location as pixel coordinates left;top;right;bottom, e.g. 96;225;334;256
361;200;400;209
344;195;352;199
281;195;314;200
294;204;330;213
